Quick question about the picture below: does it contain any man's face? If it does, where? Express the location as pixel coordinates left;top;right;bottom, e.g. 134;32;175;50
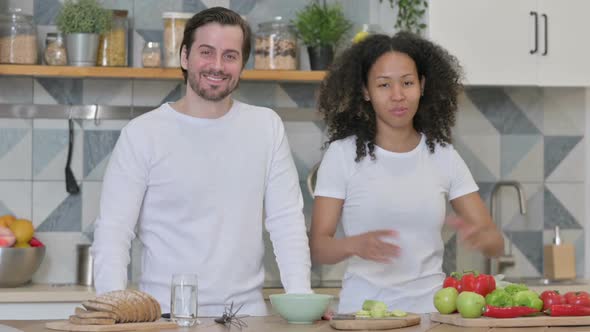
181;23;244;102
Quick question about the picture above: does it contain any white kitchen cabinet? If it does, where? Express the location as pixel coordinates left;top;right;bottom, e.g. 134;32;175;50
428;0;590;86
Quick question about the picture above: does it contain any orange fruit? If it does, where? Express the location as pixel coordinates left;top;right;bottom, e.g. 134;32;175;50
13;242;31;248
9;219;34;244
0;215;16;228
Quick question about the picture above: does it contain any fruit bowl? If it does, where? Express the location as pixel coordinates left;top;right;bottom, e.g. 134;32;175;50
269;293;333;324
0;246;45;287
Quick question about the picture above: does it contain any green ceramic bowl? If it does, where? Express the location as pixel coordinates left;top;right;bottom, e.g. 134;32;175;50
269;293;333;324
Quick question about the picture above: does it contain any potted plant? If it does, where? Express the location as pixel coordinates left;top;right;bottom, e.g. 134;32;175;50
56;0;111;66
379;0;429;34
293;0;352;70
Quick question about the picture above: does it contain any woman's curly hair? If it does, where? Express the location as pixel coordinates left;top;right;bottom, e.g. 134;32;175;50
318;32;463;162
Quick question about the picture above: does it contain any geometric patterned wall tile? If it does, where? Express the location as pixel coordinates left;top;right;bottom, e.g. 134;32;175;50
35;182;82;232
506;230;543;274
546;139;584;182
454;93;499;136
542;87;585;136
544;185;582;230
0;77;33;104
544;136;583;179
500;135;542;180
0;120;32;180
504;87;543;135
500;240;543;279
132;80;182;107
0;181;32;219
161;84;184;104
465;87;541;135
83;130;121;180
284;122;324;181
32;119;83;181
262;228;282;288
574;232;585;278
504;183;544;232
229;0;256;14
34;78;83;105
134;0;183;30
83;79;133;106
278;83;319;108
32;181;81;230
81;181;102;242
182;0;207;12
31;232;87;284
442;234;457;275
234;82;278;108
453;136;499;182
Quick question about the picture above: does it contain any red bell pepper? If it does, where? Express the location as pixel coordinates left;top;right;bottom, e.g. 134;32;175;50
483;305;540;318
460;273;476;293
540;290;566;311
546;304;590;316
473;273;496;297
443;272;461;291
564;291;590;307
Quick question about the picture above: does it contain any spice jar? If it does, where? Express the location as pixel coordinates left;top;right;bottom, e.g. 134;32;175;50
44;32;67;66
142;41;161;68
162;12;192;68
97;10;128;67
255;17;297;70
0;8;38;64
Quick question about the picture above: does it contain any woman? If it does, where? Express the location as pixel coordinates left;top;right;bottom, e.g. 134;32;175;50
311;32;504;314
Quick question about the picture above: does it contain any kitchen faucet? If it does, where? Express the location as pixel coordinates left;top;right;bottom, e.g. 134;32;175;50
487;181;527;276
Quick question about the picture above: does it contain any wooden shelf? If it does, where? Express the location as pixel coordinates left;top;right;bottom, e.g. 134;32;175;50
0;65;326;82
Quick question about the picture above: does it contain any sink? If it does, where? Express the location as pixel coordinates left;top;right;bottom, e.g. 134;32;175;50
503;277;587;286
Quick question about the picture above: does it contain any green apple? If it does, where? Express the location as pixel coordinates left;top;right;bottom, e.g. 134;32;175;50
434;287;459;314
457;291;486;318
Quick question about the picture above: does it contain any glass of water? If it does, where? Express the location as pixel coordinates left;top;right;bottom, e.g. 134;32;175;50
170;273;198;327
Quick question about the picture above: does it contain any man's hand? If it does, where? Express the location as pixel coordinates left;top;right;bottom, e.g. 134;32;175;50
350;230;400;263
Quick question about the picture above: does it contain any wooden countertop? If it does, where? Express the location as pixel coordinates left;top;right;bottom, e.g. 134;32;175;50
3;315;589;332
0;284;340;303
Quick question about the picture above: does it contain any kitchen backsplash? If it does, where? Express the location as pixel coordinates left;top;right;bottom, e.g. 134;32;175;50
0;0;586;287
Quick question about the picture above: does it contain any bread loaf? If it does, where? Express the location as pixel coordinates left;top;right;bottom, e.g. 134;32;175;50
76;289;161;324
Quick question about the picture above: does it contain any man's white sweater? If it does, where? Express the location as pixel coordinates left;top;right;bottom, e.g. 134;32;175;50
91;101;312;316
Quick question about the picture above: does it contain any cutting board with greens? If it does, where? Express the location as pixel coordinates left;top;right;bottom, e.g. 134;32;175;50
329;300;421;330
430;271;590;327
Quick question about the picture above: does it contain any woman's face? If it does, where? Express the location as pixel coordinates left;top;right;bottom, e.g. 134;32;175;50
363;51;424;133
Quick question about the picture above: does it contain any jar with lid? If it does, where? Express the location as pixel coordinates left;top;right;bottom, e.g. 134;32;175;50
44;32;67;66
97;10;128;67
142;41;161;68
0;8;38;64
162;12;192;68
255;16;297;70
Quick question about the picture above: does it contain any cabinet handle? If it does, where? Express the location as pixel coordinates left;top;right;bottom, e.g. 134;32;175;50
530;11;538;54
542;13;548;55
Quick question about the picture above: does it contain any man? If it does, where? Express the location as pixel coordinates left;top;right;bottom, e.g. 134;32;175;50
91;7;312;316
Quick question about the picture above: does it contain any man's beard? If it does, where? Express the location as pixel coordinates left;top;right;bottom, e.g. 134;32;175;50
188;70;238;102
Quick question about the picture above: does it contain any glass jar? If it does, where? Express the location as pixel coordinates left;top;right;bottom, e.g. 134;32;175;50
142;41;161;68
0;8;38;64
255;16;297;70
97;10;128;67
162;12;192;68
44;32;67;66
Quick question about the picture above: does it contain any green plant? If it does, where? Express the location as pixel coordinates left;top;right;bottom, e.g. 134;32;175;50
56;0;112;34
380;0;428;34
293;1;352;48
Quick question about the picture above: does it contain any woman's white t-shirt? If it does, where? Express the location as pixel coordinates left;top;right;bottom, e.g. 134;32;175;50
314;134;478;313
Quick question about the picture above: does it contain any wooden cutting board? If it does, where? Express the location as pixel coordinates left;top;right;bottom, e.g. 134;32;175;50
430;312;590;327
329;314;421;330
45;320;177;331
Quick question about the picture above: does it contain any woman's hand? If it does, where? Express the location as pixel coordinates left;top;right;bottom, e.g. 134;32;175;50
446;215;503;257
350;230;400;263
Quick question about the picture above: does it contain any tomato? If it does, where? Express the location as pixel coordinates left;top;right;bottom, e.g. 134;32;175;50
565;291;590;307
540;290;566;311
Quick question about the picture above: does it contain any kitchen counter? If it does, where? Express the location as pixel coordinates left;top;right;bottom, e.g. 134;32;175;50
2;315;590;332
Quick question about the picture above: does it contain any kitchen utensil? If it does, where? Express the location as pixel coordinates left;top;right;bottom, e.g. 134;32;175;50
76;244;93;286
65;118;79;194
430;312;590;327
45;320;176;331
0;246;45;287
330;313;421;330
269;293;332;324
214;302;247;329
